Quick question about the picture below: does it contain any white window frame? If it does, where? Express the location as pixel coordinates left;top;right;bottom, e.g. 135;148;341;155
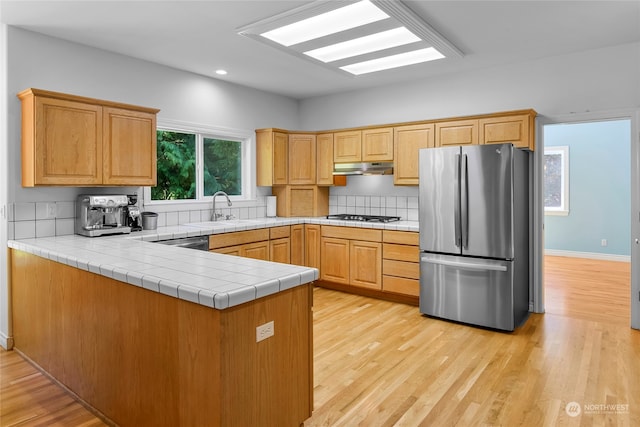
544;145;569;216
143;118;254;207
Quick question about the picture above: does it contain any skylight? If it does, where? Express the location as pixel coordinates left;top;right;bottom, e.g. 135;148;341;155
237;0;463;75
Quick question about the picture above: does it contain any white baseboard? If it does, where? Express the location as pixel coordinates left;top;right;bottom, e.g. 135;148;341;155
0;332;14;350
544;249;630;263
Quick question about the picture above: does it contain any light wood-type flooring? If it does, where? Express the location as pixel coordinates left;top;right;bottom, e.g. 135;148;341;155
1;255;638;426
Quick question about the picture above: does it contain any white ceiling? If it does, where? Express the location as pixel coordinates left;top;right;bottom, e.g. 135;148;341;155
2;0;639;100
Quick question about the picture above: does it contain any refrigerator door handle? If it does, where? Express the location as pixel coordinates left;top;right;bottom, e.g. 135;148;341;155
421;256;508;272
461;153;469;249
454;154;461;247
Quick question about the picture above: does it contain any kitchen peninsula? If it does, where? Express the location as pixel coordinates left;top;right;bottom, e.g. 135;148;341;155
8;222;318;427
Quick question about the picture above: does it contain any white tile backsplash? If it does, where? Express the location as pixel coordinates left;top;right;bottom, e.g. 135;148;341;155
14;203;36;221
36;219;56;238
14;221;36;239
328;193;418;221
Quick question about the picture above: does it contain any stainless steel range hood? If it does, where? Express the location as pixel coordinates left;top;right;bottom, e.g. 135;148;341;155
333;162;394;176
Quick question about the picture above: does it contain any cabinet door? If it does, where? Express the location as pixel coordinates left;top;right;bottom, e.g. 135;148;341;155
350;240;382;290
362;127;393;162
291;224;305;266
33;96;103;185
288;134;316;184
334;131;361;163
479;115;531;149
436;120;478;147
316;133;334;185
270;238;291;264
103;107;157;185
273;132;289;185
242;241;270;261
305;224;321;269
393;124;435;185
320;237;349;284
211;245;242;257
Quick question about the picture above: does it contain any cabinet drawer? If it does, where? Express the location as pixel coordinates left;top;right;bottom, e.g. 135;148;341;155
321;225;381;242
383;259;419;280
382;230;419;245
269;225;290;239
383;243;419;262
383;276;419;297
209;229;269;249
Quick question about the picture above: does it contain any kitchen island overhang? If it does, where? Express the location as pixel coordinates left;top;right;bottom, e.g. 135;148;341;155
8;234;316;427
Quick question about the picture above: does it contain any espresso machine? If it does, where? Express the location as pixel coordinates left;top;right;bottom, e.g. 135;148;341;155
75;195;131;237
123;194;143;231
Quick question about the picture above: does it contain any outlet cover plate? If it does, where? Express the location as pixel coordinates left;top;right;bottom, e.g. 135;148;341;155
256;321;274;342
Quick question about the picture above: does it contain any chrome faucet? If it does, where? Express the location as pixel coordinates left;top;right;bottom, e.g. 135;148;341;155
211;191;233;221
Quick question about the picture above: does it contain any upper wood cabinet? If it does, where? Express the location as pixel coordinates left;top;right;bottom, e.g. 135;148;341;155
288;133;316;185
435;119;478;147
316;133;334;185
333;130;362;163
256;129;288;186
479;113;535;150
393;124;435;186
18;88;159;187
334;128;393;163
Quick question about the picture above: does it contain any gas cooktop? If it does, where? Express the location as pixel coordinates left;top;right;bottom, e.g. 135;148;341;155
326;214;401;223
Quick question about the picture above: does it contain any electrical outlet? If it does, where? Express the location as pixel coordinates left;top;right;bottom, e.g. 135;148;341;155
256;321;274;342
601;239;608;247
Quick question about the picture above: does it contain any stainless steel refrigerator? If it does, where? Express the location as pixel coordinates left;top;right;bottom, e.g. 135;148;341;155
418;143;529;331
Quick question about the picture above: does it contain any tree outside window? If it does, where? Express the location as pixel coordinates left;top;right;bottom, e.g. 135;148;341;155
544;146;569;215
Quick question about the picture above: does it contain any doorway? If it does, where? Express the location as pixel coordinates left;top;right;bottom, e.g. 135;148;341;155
541;118;633;326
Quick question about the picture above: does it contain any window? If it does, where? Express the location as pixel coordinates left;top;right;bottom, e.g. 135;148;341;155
145;120;252;204
544;146;569;215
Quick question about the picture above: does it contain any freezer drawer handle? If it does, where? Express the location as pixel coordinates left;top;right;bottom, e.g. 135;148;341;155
421;257;508;272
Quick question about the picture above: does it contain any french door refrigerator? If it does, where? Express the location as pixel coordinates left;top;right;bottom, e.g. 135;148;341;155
418;143;529;331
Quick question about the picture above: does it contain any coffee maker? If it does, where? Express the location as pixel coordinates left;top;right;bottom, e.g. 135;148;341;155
123;194;143;231
75;195;131;237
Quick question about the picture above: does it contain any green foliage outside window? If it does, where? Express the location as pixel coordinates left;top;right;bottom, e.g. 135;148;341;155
152;131;242;201
153;131;196;200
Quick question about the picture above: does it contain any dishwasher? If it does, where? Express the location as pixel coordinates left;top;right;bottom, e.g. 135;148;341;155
154;235;209;251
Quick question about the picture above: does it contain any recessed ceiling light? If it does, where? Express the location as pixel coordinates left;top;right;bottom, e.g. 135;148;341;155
215;69;228;75
341;47;445;75
304;27;420;63
260;1;388;47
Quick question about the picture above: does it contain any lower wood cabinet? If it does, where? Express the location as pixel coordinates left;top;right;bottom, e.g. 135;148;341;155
209;229;270;261
270;226;291;264
304;224;321;269
382;230;420;297
320;226;382;290
290;224;305;266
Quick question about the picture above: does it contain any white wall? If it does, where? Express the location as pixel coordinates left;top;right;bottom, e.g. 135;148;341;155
299;42;640;130
0;27;301;349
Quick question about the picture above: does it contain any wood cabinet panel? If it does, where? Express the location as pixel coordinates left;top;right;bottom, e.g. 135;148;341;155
256;129;288;186
383;230;420;246
209;229;270;250
272;185;329;217
288;133;316;185
436;119;478;147
316;133;334;185
103;107;156;185
334;131;362;163
305;224;321;269
291;224;305;266
320;237;350;285
383;276;419;297
383;259;420;280
393;124;434;185
269;226;290;240
383;243;419;263
479;114;532;149
350;240;382;290
11;250;312;427
242;241;270;261
270;238;290;264
321;225;381;242
362;127;393;162
212;245;242;256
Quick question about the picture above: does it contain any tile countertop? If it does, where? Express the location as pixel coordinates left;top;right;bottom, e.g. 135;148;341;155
7;217;419;310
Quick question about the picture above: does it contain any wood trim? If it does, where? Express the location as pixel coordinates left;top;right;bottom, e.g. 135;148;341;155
314;281;418;306
17;88;160;114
